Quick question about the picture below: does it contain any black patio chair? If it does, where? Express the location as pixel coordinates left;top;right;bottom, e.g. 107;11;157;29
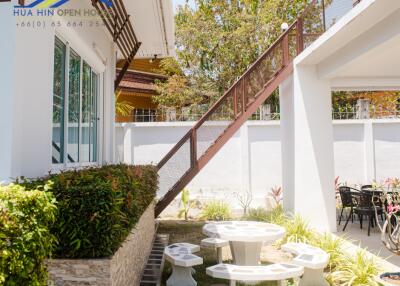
361;184;373;191
338;186;359;226
344;191;383;236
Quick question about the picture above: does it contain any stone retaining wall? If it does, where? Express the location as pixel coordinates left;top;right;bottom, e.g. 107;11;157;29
47;202;155;286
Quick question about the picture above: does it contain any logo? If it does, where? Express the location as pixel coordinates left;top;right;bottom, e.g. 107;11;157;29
15;0;113;8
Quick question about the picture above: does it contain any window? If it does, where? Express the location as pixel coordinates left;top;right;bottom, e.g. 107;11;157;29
52;36;99;164
134;108;156;122
52;38;66;163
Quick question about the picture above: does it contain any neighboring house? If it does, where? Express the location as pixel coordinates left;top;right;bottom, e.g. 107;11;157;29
0;0;174;181
116;58;167;122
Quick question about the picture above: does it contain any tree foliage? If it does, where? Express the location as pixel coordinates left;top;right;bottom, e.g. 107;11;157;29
154;0;310;109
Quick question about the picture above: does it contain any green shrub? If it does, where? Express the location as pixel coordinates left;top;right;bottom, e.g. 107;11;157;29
245;207;269;221
0;183;57;285
245;205;287;226
280;214;315;245
311;232;345;271
329;249;381;285
200;200;231;221
21;164;158;258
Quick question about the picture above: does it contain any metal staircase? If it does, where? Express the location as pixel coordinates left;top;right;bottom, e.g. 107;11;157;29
155;0;327;217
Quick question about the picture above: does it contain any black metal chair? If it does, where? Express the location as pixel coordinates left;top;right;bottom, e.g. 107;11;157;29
344;191;383;236
338;186;359;226
361;185;373;191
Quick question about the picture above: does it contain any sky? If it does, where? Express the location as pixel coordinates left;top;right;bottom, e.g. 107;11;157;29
173;0;196;12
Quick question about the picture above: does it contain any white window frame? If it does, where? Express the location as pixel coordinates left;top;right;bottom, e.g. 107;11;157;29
52;32;104;169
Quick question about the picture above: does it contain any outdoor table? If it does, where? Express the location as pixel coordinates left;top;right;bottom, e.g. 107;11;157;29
203;221;285;266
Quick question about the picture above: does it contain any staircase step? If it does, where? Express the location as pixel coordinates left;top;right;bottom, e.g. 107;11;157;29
139;233;169;286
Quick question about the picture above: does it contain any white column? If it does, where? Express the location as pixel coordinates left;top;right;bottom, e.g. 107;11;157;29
0;2;20;182
123;125;134;164
279;74;295;211
293;65;336;232
363;120;376;182
240;123;252;194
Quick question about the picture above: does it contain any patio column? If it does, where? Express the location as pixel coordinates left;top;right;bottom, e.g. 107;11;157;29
279;74;295;211
292;65;336;232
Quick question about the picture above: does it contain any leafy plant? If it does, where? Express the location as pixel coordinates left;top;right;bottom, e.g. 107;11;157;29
311;233;345;271
20;164;157;258
270;186;282;205
245;205;287;226
0;182;57;285
245;207;269;221
115;90;134;116
200;200;231;221
178;189;200;221
329;249;381;285
281;214;315;245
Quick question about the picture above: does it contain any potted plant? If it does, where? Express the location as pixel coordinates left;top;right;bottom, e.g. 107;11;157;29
373;178;400;285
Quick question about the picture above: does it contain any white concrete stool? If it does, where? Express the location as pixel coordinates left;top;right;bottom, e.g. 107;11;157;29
201;237;229;263
282;242;330;286
207;263;304;286
164;243;203;286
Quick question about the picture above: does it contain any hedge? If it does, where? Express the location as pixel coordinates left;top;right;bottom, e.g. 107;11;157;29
0;183;57;286
21;164;158;258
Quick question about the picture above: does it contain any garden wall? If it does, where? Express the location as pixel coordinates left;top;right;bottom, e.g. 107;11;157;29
116;120;400;214
47;202;155;286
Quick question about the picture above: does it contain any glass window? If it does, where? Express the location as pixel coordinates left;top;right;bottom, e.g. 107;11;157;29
90;72;98;162
52;38;66;164
81;62;98;163
52;37;100;164
134;108;156;122
68;50;81;163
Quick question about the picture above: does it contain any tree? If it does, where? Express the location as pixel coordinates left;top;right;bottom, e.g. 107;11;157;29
155;0;312;109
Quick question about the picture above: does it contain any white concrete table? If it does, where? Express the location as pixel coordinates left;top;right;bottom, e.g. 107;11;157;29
203;221;285;266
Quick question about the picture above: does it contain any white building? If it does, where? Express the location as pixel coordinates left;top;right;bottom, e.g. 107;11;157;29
1;0;400;233
280;0;400;231
0;0;174;181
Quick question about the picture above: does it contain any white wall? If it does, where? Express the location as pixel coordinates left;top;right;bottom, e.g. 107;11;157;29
0;0;116;182
116;120;400;213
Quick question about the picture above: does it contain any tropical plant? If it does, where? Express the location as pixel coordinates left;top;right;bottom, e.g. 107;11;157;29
311;233;345;272
200;200;232;221
178;189;200;221
115;90;134;116
280;214;315;245
245;207;269;221
270;186;282;205
372;178;400;255
0;182;57;285
245;205;288;226
19;164;158;258
234;189;252;215
267;204;288;226
329;249;381;286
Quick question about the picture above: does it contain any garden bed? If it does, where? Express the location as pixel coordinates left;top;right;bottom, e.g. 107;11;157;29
47;202;155;286
158;218;395;286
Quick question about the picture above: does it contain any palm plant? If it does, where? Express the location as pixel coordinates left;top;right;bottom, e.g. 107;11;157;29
115;90;134;116
178;189;200;221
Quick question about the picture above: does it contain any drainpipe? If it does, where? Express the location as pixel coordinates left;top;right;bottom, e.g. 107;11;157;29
322;0;326;32
158;0;169;55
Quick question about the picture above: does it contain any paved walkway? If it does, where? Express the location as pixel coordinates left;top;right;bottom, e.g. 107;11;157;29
335;220;400;267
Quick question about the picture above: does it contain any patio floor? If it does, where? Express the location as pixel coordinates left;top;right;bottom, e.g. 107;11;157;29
335;219;400;266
